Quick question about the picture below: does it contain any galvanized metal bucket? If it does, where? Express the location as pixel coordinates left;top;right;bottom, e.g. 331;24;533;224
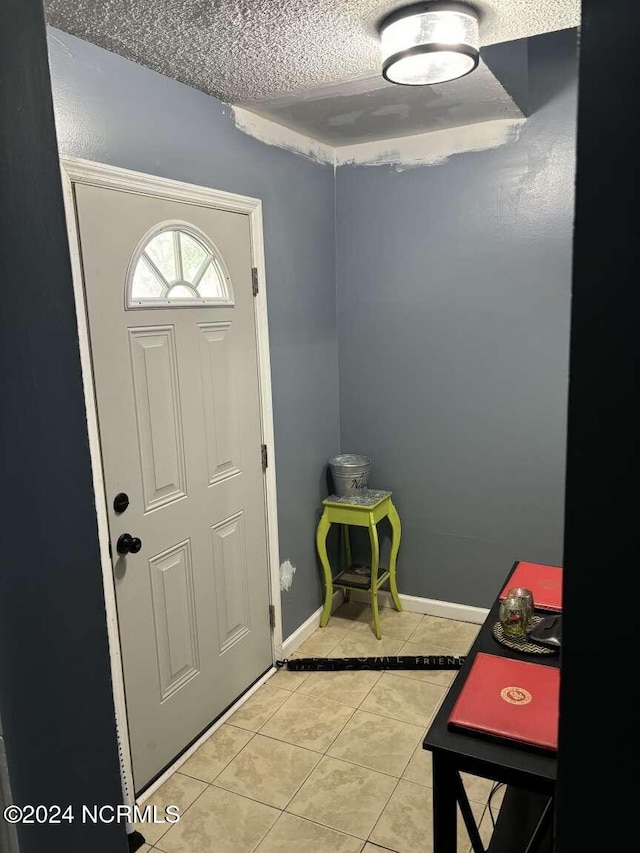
329;454;371;497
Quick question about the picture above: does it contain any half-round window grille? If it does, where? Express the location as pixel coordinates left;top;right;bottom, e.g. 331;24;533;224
127;223;234;308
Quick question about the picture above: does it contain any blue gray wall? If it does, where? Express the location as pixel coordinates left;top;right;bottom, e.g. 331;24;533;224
336;29;578;608
46;27;340;639
47;25;578;629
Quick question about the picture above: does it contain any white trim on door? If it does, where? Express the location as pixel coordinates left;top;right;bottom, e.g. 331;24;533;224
59;156;282;807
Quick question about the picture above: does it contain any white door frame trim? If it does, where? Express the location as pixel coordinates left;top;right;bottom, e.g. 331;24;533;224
59;156;283;805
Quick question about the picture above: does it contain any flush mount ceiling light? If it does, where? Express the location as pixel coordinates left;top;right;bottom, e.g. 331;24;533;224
379;1;480;86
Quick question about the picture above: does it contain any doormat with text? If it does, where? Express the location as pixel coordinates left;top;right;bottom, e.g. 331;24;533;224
276;655;466;671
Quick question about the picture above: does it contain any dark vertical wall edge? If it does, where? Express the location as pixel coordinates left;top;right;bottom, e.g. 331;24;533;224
0;2;128;851
481;37;529;116
558;0;638;849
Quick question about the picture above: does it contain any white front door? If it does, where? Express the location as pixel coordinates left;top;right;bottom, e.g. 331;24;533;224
72;182;273;793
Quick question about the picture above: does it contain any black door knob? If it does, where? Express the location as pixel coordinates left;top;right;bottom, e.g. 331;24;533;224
113;492;130;514
117;533;142;555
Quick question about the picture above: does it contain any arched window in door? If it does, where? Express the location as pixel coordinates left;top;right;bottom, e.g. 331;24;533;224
127;222;235;308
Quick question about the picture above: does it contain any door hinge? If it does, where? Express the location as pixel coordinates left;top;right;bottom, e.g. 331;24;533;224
251;267;259;296
261;443;268;470
269;604;276;630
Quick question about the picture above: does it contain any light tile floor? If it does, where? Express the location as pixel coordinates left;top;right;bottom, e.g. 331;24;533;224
137;601;505;853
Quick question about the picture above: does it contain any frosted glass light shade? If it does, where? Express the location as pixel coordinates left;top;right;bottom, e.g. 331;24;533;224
380;2;480;85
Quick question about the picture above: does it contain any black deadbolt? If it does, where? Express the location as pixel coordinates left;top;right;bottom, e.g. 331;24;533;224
113;492;130;514
117;533;142;555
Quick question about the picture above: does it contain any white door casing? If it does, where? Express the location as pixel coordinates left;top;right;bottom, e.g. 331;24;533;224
59;158;282;800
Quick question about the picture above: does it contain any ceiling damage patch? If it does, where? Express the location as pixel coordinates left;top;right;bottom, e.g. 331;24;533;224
230;106;335;164
334;117;525;169
237;59;523;146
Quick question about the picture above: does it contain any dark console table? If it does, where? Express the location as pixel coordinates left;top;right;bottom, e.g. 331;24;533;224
422;562;559;852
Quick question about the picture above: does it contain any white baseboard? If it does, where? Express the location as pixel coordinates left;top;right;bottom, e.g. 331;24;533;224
348;589;489;625
281;590;344;656
282;589;487;657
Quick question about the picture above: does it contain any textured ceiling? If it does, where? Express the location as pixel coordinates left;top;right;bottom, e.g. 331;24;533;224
45;1;580;103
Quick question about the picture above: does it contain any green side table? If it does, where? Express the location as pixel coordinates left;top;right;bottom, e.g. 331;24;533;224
316;489;402;640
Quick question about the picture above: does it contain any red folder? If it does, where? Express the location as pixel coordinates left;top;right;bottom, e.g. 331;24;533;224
499;561;563;612
447;652;560;751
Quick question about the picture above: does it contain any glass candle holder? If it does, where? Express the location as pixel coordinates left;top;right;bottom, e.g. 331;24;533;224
506;587;534;624
499;592;532;639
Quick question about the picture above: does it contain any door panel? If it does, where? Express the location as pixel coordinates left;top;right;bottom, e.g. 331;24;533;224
198;321;242;485
128;325;188;511
212;511;251;653
149;538;200;700
73;182;272;792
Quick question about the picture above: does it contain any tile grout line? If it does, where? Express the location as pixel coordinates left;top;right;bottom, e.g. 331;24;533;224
280;682;377;712
397;724;431;781
191;771;374;847
252;808;287;851
280;806;373;844
252;808;290;853
292;669;385;708
328;670;428;779
359;672;448;728
144;775;210;841
326;737;425;783
177;726;258;785
381;665;459;688
149;777;213;852
327;678;445;783
251;684;362;754
202;725;328;817
158;784;282;852
248;728;336;758
206;727;260;787
321;703;358;755
366;771;403;848
224;683;293;736
287;753;398;845
277;748;325;812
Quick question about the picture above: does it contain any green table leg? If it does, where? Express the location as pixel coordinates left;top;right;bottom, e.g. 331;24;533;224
388;500;403;613
316;510;333;627
368;517;381;640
